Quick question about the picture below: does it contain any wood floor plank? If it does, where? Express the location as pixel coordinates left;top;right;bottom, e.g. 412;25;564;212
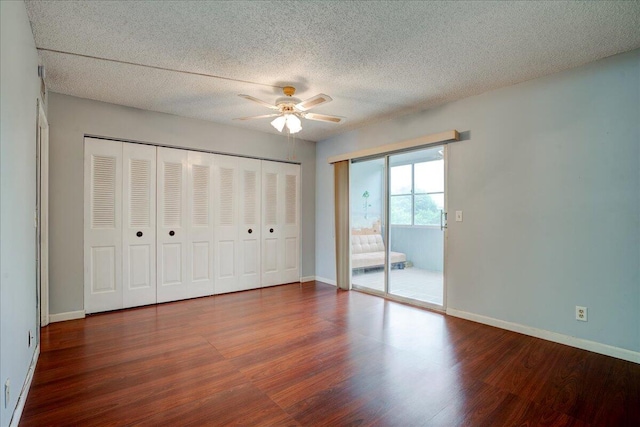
133;383;300;427
21;282;640;426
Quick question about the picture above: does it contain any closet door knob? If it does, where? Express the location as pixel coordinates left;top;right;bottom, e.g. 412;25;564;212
169;230;175;236
248;229;253;234
270;228;274;233
136;231;143;237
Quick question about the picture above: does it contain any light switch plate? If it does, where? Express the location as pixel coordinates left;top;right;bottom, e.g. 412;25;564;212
455;211;463;222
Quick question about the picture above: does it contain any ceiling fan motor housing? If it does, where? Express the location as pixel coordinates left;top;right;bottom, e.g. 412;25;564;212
275;85;301;112
275;97;302;112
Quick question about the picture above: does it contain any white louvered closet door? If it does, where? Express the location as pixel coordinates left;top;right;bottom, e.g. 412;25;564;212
280;163;301;284
237;158;262;291
156;147;189;303
261;161;301;286
122;143;156;308
84;138;123;314
214;155;239;294
261;161;281;286
187;151;215;298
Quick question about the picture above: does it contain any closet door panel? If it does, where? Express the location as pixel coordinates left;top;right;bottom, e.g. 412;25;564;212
281;163;301;284
214;155;239;294
261;161;281;286
84;138;123;314
157;147;188;303
122;143;157;308
284;238;298;269
261;161;301;286
237;158;261;291
187;151;215;298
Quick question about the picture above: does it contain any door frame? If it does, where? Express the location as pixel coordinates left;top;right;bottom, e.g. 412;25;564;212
37;98;49;328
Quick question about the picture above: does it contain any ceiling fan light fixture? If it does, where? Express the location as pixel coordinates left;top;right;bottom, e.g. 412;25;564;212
286;114;302;134
271;115;286;132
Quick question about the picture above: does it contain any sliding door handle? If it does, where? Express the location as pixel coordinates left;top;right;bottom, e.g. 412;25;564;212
440;210;448;231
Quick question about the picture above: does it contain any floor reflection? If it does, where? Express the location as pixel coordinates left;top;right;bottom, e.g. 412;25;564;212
351;266;443;305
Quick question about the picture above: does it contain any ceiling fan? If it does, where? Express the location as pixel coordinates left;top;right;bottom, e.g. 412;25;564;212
234;86;344;134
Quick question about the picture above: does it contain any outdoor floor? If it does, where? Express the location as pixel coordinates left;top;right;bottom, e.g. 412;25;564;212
351;266;443;305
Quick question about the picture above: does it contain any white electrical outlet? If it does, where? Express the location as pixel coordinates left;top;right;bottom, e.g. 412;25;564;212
455;211;463;222
4;379;9;408
576;306;588;322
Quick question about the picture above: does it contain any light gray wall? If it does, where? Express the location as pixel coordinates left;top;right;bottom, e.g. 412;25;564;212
48;93;315;315
0;1;41;425
316;50;640;353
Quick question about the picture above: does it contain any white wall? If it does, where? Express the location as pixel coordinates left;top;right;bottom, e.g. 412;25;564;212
47;93;316;315
316;50;640;354
0;1;42;425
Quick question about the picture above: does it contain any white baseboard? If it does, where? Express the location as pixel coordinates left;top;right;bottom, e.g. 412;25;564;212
313;276;337;286
49;310;86;323
300;276;316;283
9;344;39;427
446;308;640;364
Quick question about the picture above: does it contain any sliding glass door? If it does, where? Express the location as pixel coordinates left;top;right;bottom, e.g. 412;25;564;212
350;157;386;293
350;146;446;308
388;147;445;305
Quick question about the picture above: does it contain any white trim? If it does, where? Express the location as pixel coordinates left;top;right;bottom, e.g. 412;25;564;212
300;276;316;283
37;98;50;327
9;345;39;427
49;310;86;323
446;308;640;364
314;276;337;286
327;130;459;164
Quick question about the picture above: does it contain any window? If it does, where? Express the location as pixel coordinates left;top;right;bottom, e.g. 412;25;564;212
390;159;443;226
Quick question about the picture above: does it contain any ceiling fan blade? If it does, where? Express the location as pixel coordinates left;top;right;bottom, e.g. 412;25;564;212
304;113;344;124
238;94;279;110
233;113;281;121
295;94;332;111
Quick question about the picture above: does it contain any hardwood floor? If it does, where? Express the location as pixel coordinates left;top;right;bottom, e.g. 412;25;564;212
22;282;639;426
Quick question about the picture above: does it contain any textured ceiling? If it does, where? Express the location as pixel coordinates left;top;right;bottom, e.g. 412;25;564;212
25;1;640;142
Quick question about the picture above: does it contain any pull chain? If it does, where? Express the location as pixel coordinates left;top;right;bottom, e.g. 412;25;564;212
292;132;297;161
286;129;297;161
